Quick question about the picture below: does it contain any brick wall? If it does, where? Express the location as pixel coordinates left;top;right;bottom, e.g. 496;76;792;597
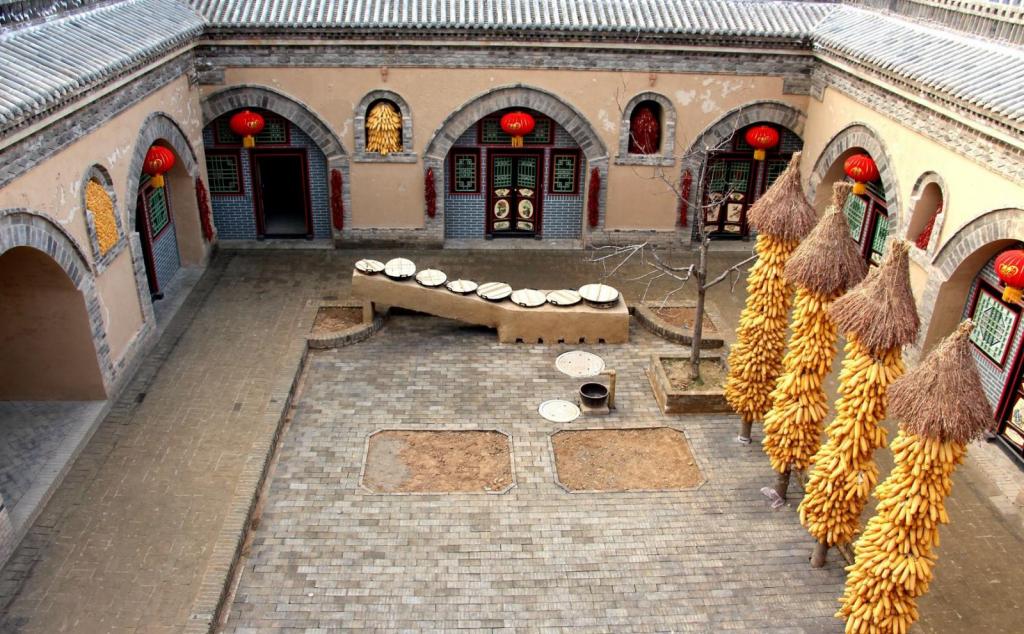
202;119;331;240
444;121;583;240
153;222;181;291
961;256;1024;415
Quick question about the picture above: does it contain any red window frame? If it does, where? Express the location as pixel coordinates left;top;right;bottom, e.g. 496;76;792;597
967;280;1021;368
140;179;173;241
448;147;481;195
548;149;581;195
205;149;245;196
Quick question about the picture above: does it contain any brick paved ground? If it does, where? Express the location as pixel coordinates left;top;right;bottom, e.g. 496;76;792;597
1;248;1022;633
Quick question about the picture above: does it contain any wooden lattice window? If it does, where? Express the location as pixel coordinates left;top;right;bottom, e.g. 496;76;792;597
478;114;551;145
549;151;580;194
146;182;171;237
205;151;242;194
969;286;1019;365
450;148;480;193
215;113;289;146
844;194;867;242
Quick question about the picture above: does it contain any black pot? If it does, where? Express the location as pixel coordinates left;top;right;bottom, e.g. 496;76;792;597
579;382;609;408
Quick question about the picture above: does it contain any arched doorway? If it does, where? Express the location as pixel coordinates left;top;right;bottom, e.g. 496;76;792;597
424;85;608;244
808;124;900;266
0;245;106;400
700;122;803;238
441;107;584;240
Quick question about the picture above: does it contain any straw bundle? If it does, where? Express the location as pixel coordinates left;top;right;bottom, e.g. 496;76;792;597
785;182;867;296
746;152;817;242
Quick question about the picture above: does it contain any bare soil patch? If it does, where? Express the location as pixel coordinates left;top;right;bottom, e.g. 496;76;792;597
651;306;717;333
551;428;702;491
312;306;363;336
663;358;725;391
363;430;513;493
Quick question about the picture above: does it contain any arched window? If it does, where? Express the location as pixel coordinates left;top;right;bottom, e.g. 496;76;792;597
615;92;676;166
81;164;125;271
906;174;946;254
354;90;416;162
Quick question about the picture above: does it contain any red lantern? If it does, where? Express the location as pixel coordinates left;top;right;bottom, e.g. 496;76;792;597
500;111;535;148
230;110;265;148
744;125;779;161
844;154;879;195
143;146;175;189
995;249;1024;304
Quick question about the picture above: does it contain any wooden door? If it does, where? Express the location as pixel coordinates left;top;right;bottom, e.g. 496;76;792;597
488;151;543;238
703;158;753;237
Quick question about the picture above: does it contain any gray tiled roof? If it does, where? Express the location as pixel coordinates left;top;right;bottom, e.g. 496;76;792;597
188;0;833;36
0;0;203;131
814;6;1024;128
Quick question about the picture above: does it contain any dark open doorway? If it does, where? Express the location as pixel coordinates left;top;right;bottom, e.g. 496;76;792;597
252;150;312;239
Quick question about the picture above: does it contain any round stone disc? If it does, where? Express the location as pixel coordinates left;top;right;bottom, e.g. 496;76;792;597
355;258;385;274
415;269;447;287
578;283;620;304
384;258;416;279
546;289;581;307
477;282;512;301
538;400;581;424
511;289;546;308
446;279;478;294
555;351;605;378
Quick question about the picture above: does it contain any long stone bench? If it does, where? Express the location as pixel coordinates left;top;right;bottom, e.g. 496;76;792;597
351;271;629;344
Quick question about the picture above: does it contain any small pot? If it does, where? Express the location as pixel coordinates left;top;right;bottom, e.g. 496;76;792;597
579;382;609;408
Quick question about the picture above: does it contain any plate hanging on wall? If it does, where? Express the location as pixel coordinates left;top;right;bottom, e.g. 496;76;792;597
511;289;546;308
477;282;512;301
546;290;581;307
446;279;478;294
354;259;385;275
384;258;416;279
415;269;447;287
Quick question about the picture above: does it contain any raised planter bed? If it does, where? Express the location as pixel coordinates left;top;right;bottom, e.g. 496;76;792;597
633;301;724;348
646;353;730;415
307;300;384;349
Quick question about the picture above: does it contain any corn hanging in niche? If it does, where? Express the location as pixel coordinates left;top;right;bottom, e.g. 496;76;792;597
366;101;403;155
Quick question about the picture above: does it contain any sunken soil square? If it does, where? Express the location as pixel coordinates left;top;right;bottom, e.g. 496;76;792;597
362;430;513;493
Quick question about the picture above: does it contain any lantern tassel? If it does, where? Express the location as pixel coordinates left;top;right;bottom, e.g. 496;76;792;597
852;182;867;195
151;174;165;189
1003;286;1022;304
753;149;766;161
243;135;256;149
512;135;523;148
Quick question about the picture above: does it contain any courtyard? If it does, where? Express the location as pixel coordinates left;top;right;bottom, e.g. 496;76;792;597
1;249;1022;632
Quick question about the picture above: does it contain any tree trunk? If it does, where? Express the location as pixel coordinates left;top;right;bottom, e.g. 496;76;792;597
690;238;708;382
811;541;829;568
773;469;791;501
739;420;753;442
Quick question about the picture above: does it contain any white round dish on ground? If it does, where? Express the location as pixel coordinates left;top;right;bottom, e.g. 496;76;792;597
578;283;620;304
384;258;416;279
446;279;478;294
477;282;512;301
354;259;385;274
538;400;581;424
555;351;605;378
546;289;581;307
511;289;546;308
415;269;447;287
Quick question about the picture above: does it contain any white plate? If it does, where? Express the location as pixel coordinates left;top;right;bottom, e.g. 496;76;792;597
511;289;546;308
578;283;620;304
415;269;447;287
555;351;605;378
384;258;416;279
446;279;478;294
355;258;385;274
477;282;512;301
546;289;581;307
538;400;581;424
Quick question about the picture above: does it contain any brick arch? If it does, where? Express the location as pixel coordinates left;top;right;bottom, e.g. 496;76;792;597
125;112;200;229
201;84;350;231
679;100;806;230
806;122;900;226
0;209;113;396
616;91;678;167
354;89;416;162
423;84;609;240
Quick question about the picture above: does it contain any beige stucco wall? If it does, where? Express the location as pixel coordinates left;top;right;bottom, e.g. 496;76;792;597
0;73;206;363
800;87;1024;257
211;67;807;231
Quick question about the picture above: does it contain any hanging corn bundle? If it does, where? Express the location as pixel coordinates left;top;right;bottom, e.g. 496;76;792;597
725;152;818;441
761;182;866;503
799;240;920;567
366;101;403;155
838;321;992;634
